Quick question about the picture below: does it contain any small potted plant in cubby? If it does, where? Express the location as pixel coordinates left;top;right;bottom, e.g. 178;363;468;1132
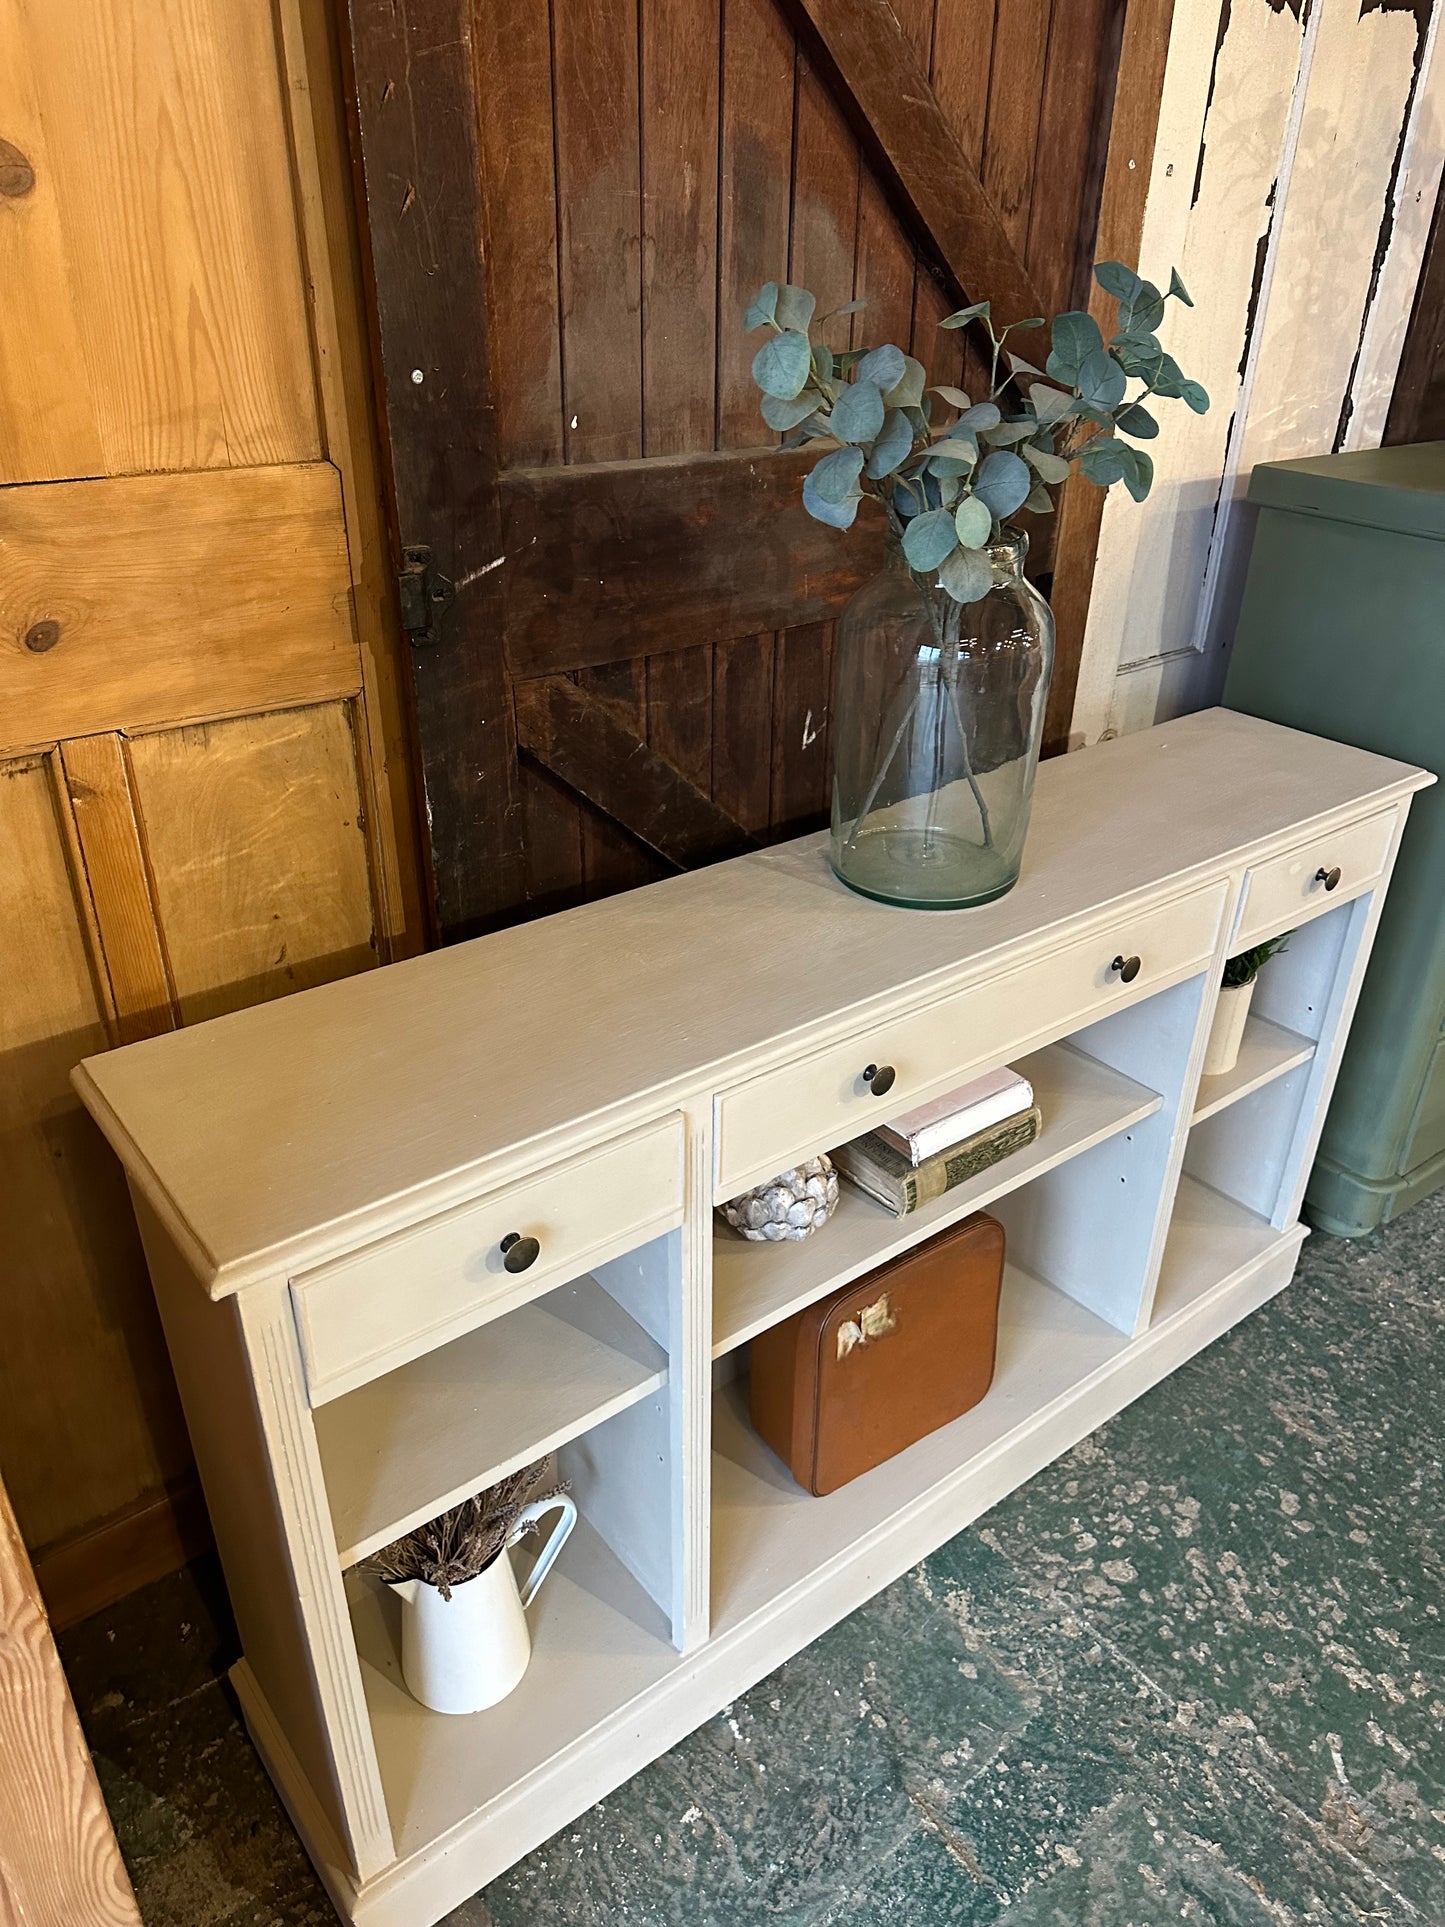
362;1461;575;1716
1204;936;1290;1077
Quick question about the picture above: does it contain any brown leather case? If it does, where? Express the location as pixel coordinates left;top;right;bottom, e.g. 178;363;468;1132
748;1212;1005;1495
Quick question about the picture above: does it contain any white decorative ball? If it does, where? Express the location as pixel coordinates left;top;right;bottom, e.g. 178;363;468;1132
719;1156;840;1242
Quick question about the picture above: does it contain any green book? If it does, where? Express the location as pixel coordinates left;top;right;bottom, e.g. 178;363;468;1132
833;1107;1042;1218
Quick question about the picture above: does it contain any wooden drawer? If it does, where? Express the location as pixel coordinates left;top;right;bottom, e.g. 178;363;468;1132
292;1115;684;1402
1234;809;1397;949
714;882;1228;1199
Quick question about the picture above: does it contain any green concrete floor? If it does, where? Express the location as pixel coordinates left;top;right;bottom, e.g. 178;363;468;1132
61;1193;1443;1926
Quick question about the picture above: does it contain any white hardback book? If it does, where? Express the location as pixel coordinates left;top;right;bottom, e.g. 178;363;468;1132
877;1065;1035;1166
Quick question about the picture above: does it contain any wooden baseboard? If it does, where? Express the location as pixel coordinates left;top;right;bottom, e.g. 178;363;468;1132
33;1479;213;1632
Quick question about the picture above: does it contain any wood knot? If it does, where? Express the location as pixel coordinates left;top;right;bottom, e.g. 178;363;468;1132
24;619;61;653
0;140;35;198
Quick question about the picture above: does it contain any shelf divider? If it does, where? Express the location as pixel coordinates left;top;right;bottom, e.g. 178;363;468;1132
317;1278;667;1568
712;1041;1162;1358
1191;1014;1314;1126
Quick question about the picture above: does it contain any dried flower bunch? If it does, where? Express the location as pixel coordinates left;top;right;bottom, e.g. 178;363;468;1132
362;1460;563;1601
744;260;1209;603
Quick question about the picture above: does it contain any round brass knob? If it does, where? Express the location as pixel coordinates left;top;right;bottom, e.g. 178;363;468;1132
500;1232;540;1273
1110;954;1142;983
1315;865;1341;892
862;1063;896;1096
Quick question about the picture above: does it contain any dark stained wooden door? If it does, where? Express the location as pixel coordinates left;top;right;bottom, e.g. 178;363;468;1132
345;0;1169;939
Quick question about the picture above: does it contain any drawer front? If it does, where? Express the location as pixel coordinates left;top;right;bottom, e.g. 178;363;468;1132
1234;809;1397;950
293;1114;684;1402
714;882;1228;1199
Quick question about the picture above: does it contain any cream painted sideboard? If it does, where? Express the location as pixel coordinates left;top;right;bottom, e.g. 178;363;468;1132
74;709;1432;1926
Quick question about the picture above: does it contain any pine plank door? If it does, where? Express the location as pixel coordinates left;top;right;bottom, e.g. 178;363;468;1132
344;0;1170;939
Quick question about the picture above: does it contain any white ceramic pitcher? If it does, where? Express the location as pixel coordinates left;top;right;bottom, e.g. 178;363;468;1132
391;1495;577;1716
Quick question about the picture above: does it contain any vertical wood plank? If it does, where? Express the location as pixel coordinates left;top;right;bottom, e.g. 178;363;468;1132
0;1475;142;1927
790;56;862;351
712;633;776;835
770;620;833;839
1026;0;1122;316
717;0;798;447
473;0;566;468
58;734;177;1046
854;170;917;350
931;0;996;170
273;0;430;962
642;0;722;456
345;0;527;937
554;0;645;464
980;0;1054;257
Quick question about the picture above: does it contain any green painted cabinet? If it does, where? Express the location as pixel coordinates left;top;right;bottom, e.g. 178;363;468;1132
1225;443;1445;1235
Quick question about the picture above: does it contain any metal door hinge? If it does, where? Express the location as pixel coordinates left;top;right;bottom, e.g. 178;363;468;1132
398;544;455;644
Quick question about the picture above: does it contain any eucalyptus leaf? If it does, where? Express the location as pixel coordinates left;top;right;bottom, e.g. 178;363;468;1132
903;404;931;440
1024;481;1055;515
938;474;961;508
901;507;960;571
885;356;927;410
930;385;973;410
980;419;1035;445
1115;402;1159;440
820;298;868;322
1094;260;1142;304
743;282;779;330
1028;383;1076;426
937;543;993;604
1124;447;1154;502
1152;353;1185;399
811;343;835;385
1046;310;1104;384
864;408;915;479
760;390;821;432
953;494;992;549
1113;333;1164;383
1168;268;1193;308
752;329;812;399
958;402;1001;432
1007;352;1044;377
1009;317;1046;330
972;449;1032;520
834;348;866;372
920;471;944;511
1077;347;1127;410
1181;378;1210;414
807;444;865;504
1119;280;1165;336
1078;436;1137;488
1024;444;1071;484
939;300;990;329
927;434;979;477
801;466;861;528
856;344;907;392
774;284;817;333
829;378;885;445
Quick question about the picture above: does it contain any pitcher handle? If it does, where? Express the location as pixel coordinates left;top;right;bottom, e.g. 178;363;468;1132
509;1494;577;1610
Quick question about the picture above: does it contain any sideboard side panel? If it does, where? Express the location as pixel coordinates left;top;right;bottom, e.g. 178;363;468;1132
133;1196;394;1880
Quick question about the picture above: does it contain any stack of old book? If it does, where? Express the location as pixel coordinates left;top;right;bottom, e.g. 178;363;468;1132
833;1066;1041;1218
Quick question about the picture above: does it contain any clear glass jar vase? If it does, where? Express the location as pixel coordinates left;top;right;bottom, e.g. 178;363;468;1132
829;530;1054;908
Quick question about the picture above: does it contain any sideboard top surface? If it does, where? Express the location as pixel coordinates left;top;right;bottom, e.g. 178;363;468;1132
75;709;1428;1286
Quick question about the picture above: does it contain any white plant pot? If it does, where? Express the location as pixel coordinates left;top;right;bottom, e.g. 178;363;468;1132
390;1495;576;1716
1203;979;1255;1077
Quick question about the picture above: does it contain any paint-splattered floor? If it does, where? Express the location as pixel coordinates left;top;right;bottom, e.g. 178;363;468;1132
62;1193;1444;1926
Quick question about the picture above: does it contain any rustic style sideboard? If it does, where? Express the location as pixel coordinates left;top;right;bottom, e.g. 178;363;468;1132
74;709;1432;1927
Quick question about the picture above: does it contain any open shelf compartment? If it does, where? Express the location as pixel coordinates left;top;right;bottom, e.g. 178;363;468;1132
712;1040;1163;1357
1191;1014;1314;1125
317;1274;667;1568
